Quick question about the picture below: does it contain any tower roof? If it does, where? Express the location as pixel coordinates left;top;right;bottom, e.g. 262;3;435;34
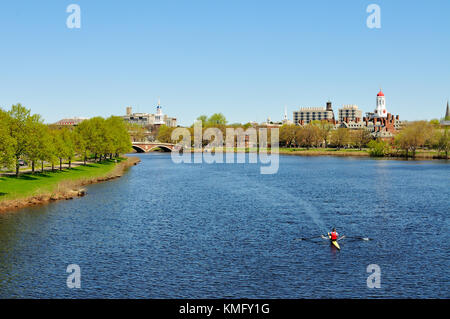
446;100;450;119
377;89;384;97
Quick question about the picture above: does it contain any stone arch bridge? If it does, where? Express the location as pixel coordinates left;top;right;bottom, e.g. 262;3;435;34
132;142;176;153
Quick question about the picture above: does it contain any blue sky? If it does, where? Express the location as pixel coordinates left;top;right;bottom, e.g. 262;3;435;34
0;0;449;125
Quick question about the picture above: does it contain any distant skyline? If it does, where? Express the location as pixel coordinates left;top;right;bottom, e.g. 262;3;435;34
0;0;449;125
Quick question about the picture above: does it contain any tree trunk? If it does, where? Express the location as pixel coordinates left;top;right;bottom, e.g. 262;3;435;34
60;158;62;171
84;154;87;165
32;161;35;174
52;163;54;172
16;163;20;177
69;159;72;169
42;162;44;173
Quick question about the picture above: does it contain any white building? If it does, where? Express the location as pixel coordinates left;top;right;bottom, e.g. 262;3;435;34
123;100;177;127
154;100;165;125
373;89;387;118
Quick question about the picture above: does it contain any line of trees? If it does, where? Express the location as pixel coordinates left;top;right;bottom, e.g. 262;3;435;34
155;116;449;159
0;104;132;176
279;122;374;150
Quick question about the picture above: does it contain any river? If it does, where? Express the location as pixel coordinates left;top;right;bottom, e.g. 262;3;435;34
0;153;448;298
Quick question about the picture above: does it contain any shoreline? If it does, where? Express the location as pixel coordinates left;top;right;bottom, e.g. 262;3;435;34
0;156;140;214
278;149;448;160
187;148;449;160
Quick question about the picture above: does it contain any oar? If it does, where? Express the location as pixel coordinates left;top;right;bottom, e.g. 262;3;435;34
343;236;372;241
294;236;324;241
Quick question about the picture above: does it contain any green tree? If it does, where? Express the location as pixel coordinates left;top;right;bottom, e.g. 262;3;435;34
106;116;132;157
26;121;49;174
196;115;208;126
7;104;42;176
433;127;450;158
368;139;390;157
314;120;334;148
302;124;321;149
81;117;105;162
331;128;350;150
207;113;227;126
157;125;175;143
429;119;440;126
351;129;373;150
394;121;433;157
126;122;147;142
74;124;90;165
60;127;76;168
0;109;16;169
279;124;298;148
50;129;67;171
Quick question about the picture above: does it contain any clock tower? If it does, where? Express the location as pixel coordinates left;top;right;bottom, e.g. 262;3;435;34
374;89;387;118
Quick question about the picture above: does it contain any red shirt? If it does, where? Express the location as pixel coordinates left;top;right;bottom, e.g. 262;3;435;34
330;231;338;240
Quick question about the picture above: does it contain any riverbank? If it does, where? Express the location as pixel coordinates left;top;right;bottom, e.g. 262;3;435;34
278;148;448;159
193;147;448;159
0;156;140;213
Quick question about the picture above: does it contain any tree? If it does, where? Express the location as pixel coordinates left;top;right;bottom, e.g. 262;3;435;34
157;125;175;143
279;125;298;148
60;127;76;168
331;128;350;150
394;121;434;157
79;117;105;162
429;119;440;126
106;116;132;157
368;139;390;157
7;104;42;176
26;121;50;174
433;127;450;158
196;115;208;126
50;129;67;171
0;109;16;169
314;120;334;148
207;113;227;126
74;123;89;165
126;123;147;142
37;126;54;173
302;124;321;149
351;129;373;150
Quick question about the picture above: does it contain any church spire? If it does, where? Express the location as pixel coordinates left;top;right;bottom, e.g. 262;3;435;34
446;100;450;120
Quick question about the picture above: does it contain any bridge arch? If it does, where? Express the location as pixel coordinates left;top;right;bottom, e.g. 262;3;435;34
132;145;146;153
147;145;173;152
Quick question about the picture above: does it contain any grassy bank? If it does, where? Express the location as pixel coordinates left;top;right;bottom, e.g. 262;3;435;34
0;156;140;213
279;147;369;157
279;147;448;159
194;147;448;159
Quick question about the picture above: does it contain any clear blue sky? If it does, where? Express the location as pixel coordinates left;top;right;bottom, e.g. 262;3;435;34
0;0;449;125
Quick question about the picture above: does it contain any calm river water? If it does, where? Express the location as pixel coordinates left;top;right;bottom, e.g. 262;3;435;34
0;154;448;298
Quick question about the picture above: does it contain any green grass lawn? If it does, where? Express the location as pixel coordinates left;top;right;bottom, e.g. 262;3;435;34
0;159;123;202
279;147;368;153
